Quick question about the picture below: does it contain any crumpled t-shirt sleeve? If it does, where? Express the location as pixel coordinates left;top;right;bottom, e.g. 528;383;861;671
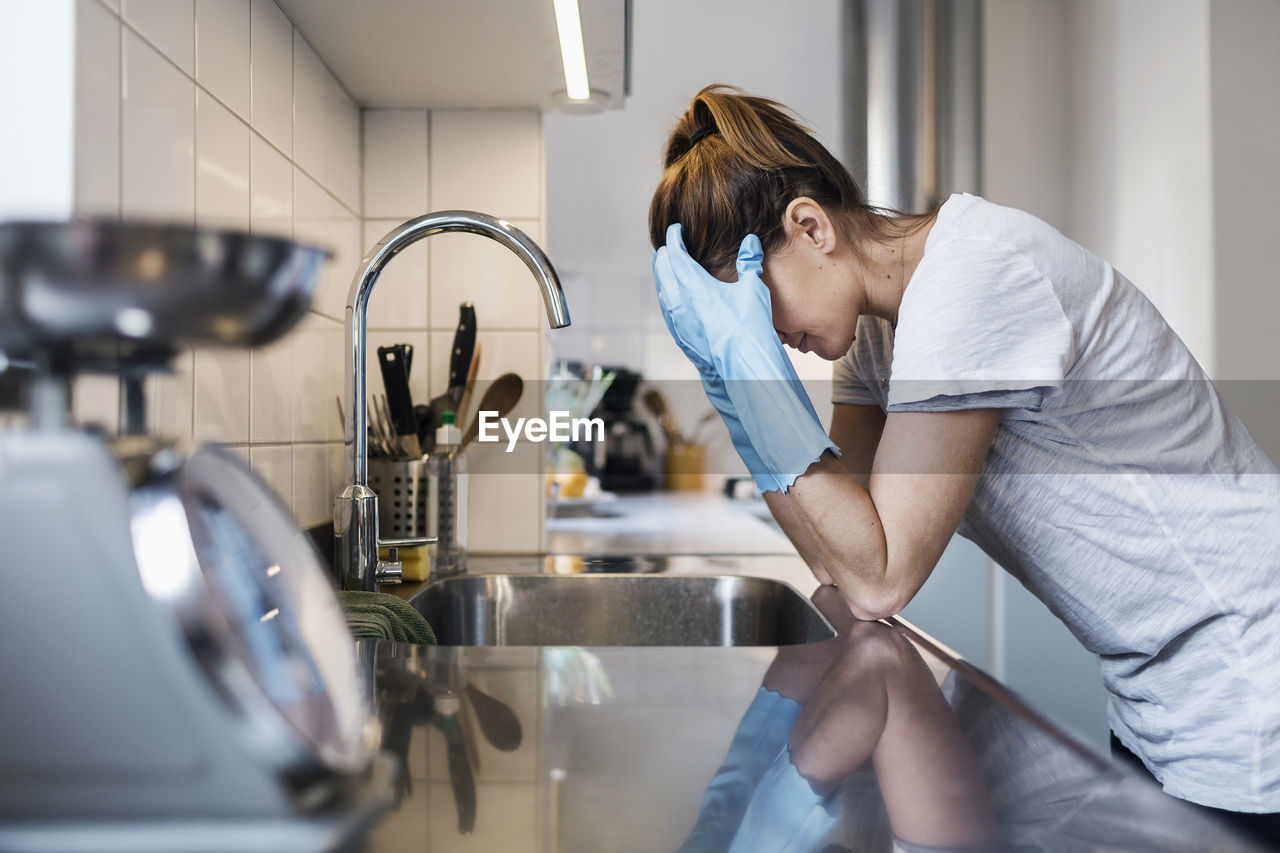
887;237;1075;413
832;343;882;407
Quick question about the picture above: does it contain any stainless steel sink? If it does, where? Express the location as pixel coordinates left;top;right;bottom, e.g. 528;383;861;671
410;574;835;647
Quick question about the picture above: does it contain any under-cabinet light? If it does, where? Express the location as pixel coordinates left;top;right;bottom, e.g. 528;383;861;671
553;0;590;101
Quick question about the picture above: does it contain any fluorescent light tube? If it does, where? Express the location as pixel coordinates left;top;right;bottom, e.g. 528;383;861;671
553;0;590;101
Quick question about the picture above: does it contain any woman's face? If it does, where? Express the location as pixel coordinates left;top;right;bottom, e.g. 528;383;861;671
759;237;859;361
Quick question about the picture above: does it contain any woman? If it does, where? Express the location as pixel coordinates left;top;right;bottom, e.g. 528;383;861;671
649;85;1280;840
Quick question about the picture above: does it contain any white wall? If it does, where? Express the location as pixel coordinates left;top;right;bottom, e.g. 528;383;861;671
1209;0;1280;456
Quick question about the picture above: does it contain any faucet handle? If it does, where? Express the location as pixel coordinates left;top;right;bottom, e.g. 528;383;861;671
375;559;403;585
380;536;436;548
376;537;435;586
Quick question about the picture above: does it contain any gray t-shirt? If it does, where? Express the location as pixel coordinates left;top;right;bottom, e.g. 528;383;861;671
833;193;1280;812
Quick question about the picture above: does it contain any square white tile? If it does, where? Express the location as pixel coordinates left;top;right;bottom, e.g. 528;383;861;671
123;0;194;75
250;444;293;515
250;333;293;442
121;29;195;220
429;110;540;218
151;350;195;439
294;169;359;321
195;0;250;120
363;110;428;218
322;209;362;320
293;314;343;443
250;131;291;237
324;69;360;212
291;33;326;182
468;456;544;552
428;218;543;331
292;443;331;526
249;0;291;156
195;90;250;229
72;374;120;432
194;347;250;443
75;0;120;217
363;219;429;331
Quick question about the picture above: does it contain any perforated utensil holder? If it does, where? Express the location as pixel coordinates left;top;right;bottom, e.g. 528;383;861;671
369;457;430;538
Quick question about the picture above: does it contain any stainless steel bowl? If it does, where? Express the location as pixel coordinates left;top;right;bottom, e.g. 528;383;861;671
0;219;329;367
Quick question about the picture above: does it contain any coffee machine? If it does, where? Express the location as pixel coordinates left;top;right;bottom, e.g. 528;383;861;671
589;367;657;492
0;221;393;851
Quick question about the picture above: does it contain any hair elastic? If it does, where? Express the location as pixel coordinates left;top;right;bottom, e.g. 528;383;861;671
689;125;718;146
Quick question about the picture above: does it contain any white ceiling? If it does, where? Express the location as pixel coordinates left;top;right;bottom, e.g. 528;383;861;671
277;0;628;110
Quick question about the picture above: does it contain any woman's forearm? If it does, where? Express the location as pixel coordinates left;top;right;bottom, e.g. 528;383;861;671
765;452;894;619
764;490;835;585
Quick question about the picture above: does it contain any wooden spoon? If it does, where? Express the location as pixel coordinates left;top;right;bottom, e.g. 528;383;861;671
642;388;682;445
462;373;524;448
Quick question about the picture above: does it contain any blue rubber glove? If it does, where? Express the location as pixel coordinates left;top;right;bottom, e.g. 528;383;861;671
653;231;771;485
653;223;838;492
678;688;803;853
728;745;838;853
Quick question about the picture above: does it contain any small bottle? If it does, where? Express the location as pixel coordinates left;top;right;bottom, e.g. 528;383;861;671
428;410;468;576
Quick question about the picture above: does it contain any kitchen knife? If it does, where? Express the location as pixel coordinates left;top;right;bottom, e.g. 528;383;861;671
377;344;422;457
448;303;476;410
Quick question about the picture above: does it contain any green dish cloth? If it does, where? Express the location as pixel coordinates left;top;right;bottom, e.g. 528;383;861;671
338;590;436;645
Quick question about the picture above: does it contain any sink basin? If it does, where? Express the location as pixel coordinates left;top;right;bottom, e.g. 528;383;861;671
410;574;835;646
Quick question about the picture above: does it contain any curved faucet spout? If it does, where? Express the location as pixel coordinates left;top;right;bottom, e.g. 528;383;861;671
335;210;571;591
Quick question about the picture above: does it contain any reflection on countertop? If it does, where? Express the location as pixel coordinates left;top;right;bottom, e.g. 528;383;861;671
546;491;790;556
362;552;1262;852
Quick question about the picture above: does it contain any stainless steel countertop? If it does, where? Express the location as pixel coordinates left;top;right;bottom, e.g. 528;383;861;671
360;551;1260;852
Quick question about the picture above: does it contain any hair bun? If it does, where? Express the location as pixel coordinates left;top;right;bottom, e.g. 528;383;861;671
688;125;718;146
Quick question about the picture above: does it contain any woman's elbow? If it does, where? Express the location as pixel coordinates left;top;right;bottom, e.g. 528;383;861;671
836;580;911;622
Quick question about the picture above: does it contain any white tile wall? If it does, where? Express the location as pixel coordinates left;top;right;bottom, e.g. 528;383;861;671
363;219;429;330
249;132;292;237
324;70;361;211
193;347;250;443
195;89;249;229
122;29;195;220
194;0;250;119
75;0;120;216
72;0;361;525
72;10;547;544
123;0;194;76
291;36;327;182
364;110;428;218
428;219;544;331
429;110;541;218
248;0;291;156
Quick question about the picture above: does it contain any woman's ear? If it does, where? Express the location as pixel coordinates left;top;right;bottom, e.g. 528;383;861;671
782;197;839;256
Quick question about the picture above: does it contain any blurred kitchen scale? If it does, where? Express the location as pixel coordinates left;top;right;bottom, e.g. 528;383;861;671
0;221;393;851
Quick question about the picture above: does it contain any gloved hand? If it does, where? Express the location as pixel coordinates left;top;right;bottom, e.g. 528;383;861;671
678;688;803;853
653;230;771;484
727;745;838;853
653;223;837;492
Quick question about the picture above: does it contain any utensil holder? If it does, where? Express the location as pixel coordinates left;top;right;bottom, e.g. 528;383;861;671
369;457;430;538
665;442;705;491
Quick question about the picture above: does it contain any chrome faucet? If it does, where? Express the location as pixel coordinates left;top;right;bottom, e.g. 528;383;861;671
334;211;571;591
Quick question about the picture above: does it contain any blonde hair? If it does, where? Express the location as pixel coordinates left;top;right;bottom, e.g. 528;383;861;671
649;84;904;274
